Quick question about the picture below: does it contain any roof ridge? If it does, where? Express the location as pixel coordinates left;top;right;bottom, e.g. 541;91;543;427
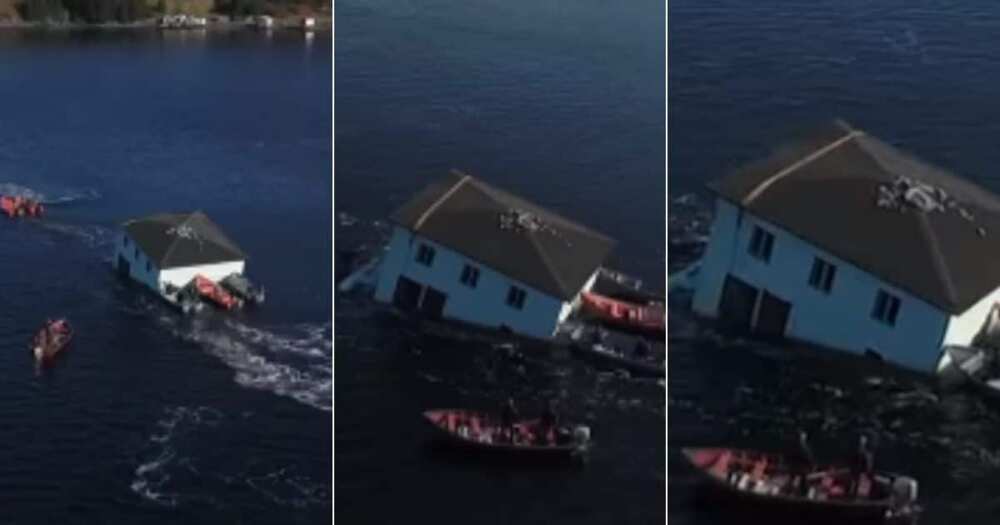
915;212;960;309
159;212;196;266
524;227;571;298
742;129;862;206
413;174;471;232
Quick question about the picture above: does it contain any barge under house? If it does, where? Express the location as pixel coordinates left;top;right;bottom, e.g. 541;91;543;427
692;120;1000;372
373;171;616;340
115;211;248;307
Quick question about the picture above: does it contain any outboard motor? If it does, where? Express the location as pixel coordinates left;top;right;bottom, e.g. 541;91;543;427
886;476;920;523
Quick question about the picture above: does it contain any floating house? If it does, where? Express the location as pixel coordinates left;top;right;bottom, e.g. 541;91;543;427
692;120;1000;372
373;171;616;339
115;211;247;305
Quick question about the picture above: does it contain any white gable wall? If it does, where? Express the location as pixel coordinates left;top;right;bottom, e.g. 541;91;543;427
693;197;951;372
943;284;1000;348
374;226;578;339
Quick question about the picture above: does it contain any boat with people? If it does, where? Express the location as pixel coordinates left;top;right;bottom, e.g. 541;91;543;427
193;274;242;310
423;409;591;462
579;291;665;337
220;273;266;305
1;195;44;218
565;323;664;377
31;318;72;362
682;447;921;524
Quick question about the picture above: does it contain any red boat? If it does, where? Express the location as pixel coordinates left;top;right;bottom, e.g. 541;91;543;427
32;318;72;362
193;275;242;310
423;409;591;461
0;195;44;218
580;291;665;336
682;447;920;524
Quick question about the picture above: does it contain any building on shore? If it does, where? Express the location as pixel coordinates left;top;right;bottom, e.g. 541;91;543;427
691;120;1000;372
115;211;247;305
373;171;616;339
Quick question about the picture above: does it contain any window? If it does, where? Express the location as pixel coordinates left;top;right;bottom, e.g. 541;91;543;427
872;290;901;326
123;236;129;247
415;244;435;267
506;286;527;310
146;261;152;273
808;257;837;293
460;264;480;288
134;247;139;260
748;226;774;262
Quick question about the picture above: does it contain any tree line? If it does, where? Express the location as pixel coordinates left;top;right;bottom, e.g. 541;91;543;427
17;0;324;23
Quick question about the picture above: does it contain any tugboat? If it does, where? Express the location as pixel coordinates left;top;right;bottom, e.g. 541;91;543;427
192;275;242;310
1;195;44;218
579;291;665;338
220;273;266;305
32;318;72;363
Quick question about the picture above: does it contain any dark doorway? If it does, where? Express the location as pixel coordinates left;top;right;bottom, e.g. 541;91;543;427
718;275;759;332
117;255;131;279
420;287;448;319
393;276;423;312
755;290;791;339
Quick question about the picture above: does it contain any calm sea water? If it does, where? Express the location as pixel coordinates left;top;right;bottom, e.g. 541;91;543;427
0;29;331;523
335;0;665;523
670;2;1000;524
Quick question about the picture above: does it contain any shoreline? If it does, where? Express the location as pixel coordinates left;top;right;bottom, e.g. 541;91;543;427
0;18;332;32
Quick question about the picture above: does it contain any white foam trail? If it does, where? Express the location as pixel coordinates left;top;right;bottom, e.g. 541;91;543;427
161;315;332;412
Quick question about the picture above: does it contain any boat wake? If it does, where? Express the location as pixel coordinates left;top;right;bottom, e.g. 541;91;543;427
131;405;330;508
0;182;101;205
170;317;332;412
131;405;223;507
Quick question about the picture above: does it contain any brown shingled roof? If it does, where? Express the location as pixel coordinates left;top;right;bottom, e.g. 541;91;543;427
709;120;1000;314
390;171;616;300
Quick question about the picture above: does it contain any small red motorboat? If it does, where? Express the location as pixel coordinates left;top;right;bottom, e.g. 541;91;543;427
682;447;921;524
193;275;242;310
32;318;72;362
0;195;44;218
423;409;591;461
580;291;665;336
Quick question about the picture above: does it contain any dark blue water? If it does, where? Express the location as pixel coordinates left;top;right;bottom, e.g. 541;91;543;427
670;2;1000;524
0;29;331;523
335;0;665;523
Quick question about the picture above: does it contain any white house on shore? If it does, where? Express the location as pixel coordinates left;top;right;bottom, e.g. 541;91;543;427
115;211;247;301
373;171;616;339
692;120;1000;372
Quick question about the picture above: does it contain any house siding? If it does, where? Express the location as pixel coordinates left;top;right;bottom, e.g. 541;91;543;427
374;226;585;339
693;197;950;372
115;232;161;292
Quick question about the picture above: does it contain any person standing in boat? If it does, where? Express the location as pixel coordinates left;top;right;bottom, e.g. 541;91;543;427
539;399;559;444
501;397;519;443
851;434;875;497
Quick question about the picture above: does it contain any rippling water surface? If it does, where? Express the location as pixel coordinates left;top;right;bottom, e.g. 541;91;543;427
0;29;331;523
670;2;1000;524
336;0;665;523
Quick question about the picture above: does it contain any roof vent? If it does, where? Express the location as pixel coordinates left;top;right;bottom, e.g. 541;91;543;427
876;175;984;236
498;208;555;235
166;224;205;249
